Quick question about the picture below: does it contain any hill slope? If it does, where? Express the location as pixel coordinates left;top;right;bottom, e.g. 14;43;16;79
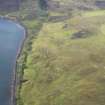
15;0;105;105
20;12;105;105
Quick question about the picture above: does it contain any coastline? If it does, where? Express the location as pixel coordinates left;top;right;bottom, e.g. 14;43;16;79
6;18;27;105
0;1;45;105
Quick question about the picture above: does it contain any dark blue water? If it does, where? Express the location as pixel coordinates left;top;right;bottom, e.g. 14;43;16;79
95;1;105;9
0;19;25;105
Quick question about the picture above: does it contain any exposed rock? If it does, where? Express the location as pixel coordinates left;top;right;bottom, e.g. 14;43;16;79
71;30;93;39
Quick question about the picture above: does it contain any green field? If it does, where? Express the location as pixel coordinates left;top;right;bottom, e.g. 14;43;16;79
18;7;105;105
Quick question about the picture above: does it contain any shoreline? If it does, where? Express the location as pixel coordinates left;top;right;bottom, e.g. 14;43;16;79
11;24;26;105
10;28;26;105
3;18;27;105
11;33;26;105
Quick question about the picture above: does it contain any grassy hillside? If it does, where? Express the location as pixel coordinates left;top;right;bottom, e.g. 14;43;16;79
1;0;105;105
18;0;105;104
